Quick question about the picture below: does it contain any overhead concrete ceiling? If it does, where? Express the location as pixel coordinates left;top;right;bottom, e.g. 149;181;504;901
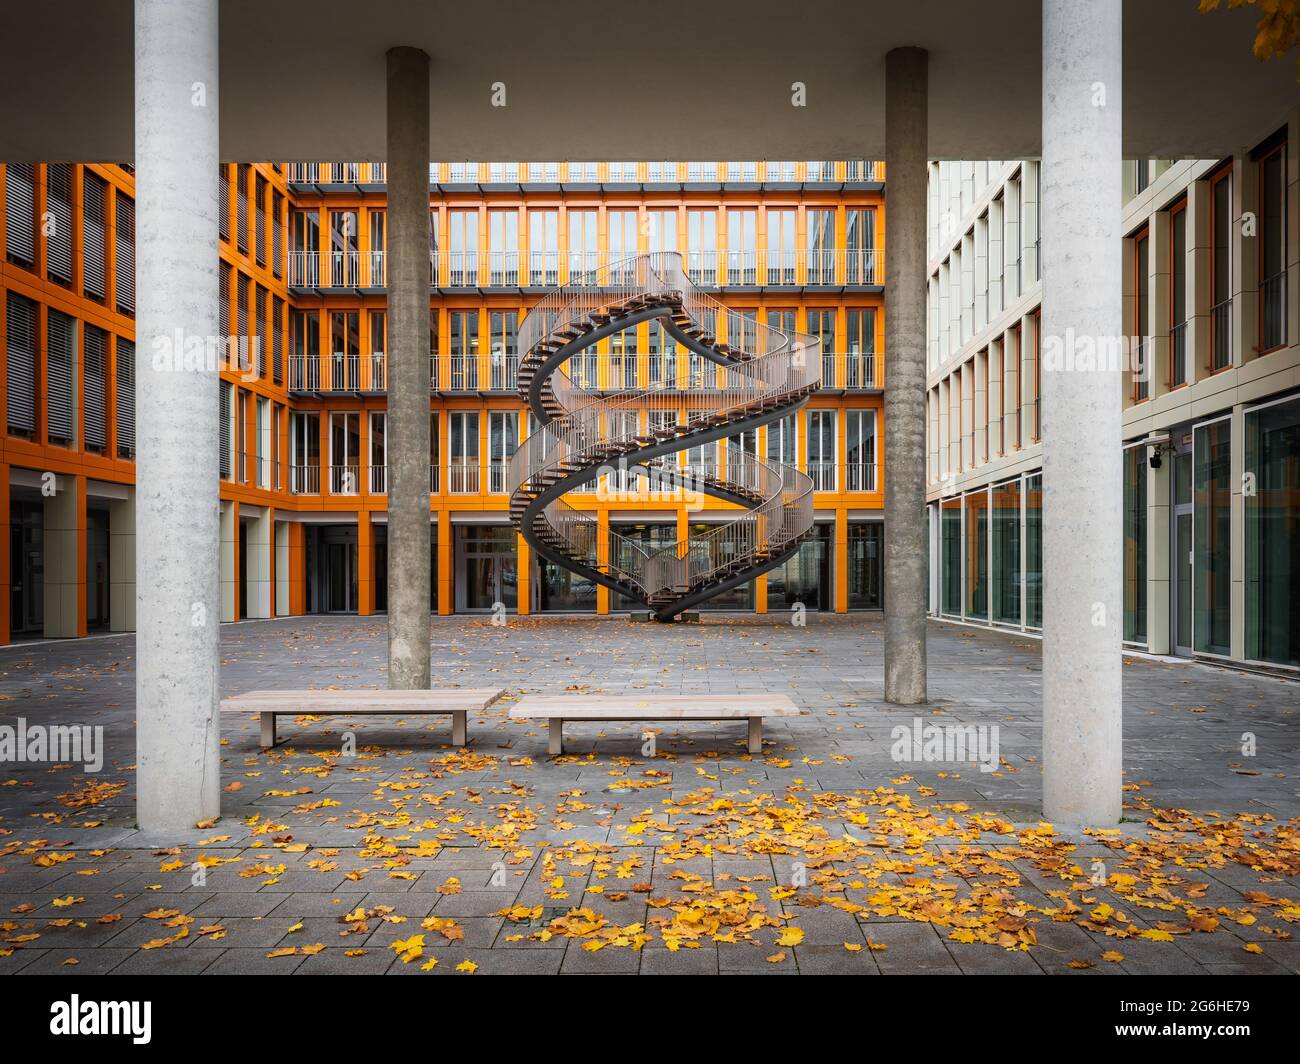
1;0;1296;163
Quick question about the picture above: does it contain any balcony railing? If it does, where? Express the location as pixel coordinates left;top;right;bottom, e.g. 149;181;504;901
1260;269;1287;352
289;352;386;393
329;463;361;495
288;250;385;289
1210;298;1232;372
808;461;837;491
290;463;320;495
845;461;876;493
447;460;480;494
287;162;386;185
489;460;509;494
1170;320;1188;387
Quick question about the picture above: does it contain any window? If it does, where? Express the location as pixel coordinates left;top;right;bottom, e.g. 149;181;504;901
941;497;962;617
1209;165;1233;371
330;311;360;391
272;193;283;278
84;325;107;452
568;209;597;283
1133;228;1150;401
965;489;988;621
807;309;836;389
116;337;135;459
367;209;384;286
1245;395;1300;666
449;411;480;492
806;208;835;284
255;397;271;488
329;210;359;287
846;309;875;389
767;414;797;467
46;164;74;286
83;171;108;301
528;209;557;285
369;412;386;493
1193;417;1232;655
272;296;284;385
845;409;875;491
647;210;676;255
568;161;597;182
1258;142;1286;352
846;208;875;284
290;411;320;493
46;309;77;445
607;161;637;183
1025;473;1042;628
489;310;518;391
726;209;756;284
608;210;637;280
6;292;37;436
488;209;519;285
806;409;836;491
489;411;518;493
4;163;36;266
686;210;717;285
1003;325;1020;450
449;210;479;285
115;192;135;314
726;161;757;182
327;411;360;493
1123;445;1147;644
236;163;250;251
450;310;480;390
218;164;230;240
766;209;796;284
991;478;1021;625
219;381;233;480
1170;200;1188;387
255;174;268;266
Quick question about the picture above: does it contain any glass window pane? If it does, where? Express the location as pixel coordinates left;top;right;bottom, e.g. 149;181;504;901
1245;397;1300;665
1193;419;1232;654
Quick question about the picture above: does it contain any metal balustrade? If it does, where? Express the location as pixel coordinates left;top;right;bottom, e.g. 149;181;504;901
845;461;876;493
447;459;480;494
329;464;360;495
510;251;820;619
290;463;319;495
290;247;882;291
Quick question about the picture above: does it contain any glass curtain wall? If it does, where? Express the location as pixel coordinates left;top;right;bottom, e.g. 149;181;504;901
1245;396;1300;666
1193;418;1232;655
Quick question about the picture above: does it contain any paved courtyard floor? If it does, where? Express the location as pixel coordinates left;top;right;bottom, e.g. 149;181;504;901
1;613;1297;975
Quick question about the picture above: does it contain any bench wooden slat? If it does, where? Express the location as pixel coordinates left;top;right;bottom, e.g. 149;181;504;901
510;694;798;755
221;688;504;748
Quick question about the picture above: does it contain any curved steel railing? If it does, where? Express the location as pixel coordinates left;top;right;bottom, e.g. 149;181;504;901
510;252;820;619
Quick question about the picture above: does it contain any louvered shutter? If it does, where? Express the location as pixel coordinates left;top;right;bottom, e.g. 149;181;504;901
219;380;232;479
5;291;36;434
84;324;107;450
237;274;249;372
4;164;36;265
273;296;284;383
116;336;135;458
115;193;135;314
46;164;74;285
219;164;230;240
236;164;249;250
46;309;77;444
255;175;267;265
220;265;230;339
84;171;107;300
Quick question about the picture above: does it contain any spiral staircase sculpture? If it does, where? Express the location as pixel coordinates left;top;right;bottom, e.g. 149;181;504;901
509;252;821;620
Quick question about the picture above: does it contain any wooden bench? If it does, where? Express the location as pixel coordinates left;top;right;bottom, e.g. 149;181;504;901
221;688;505;749
509;694;799;755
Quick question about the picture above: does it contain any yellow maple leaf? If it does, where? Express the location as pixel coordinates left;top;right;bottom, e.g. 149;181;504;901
391;934;425;963
775;926;804;948
455;959;478;973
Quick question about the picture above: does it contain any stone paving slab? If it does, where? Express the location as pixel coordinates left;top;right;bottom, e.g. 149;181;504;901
0;613;1297;975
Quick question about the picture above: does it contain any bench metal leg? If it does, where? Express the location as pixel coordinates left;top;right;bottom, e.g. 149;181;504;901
451;711;467;747
548;719;564;756
747;717;762;755
260;713;277;749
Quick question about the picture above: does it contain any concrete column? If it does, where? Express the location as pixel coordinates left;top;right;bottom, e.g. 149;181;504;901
134;0;220;832
245;506;271;619
109;488;136;632
386;47;431;689
883;46;929;704
43;474;83;638
275;520;290;616
219;501;237;622
1040;0;1123;828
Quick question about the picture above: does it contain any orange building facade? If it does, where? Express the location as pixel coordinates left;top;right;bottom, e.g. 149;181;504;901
1;159;886;643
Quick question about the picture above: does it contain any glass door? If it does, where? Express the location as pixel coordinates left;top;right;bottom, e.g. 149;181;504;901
1171;436;1193;656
